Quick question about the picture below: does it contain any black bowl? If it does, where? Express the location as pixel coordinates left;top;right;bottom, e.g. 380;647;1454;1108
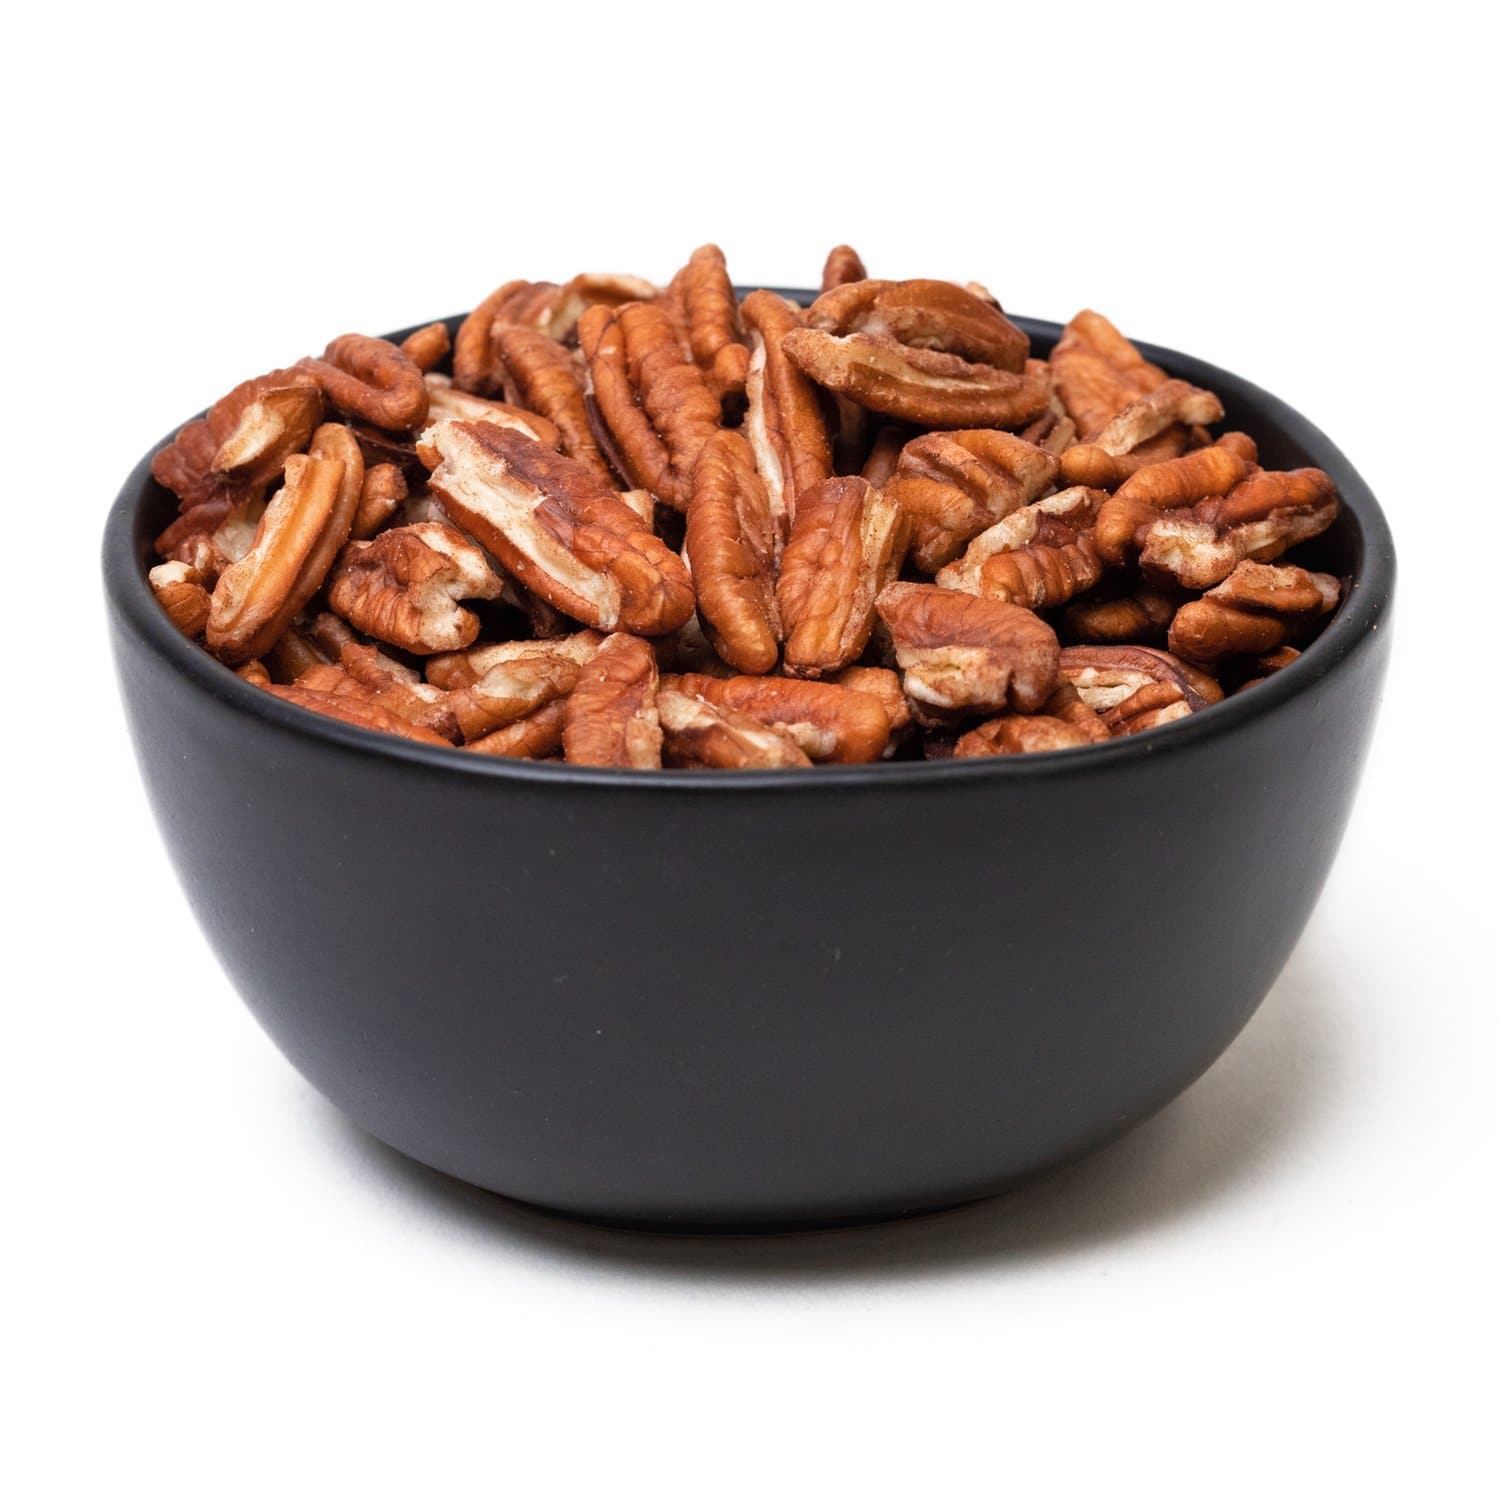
103;303;1395;1229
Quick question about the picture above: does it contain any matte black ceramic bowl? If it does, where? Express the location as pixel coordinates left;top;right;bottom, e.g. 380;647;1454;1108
104;302;1395;1228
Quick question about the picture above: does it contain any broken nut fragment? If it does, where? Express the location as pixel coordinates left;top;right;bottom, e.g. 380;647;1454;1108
148;561;212;639
666;673;891;764
1058;645;1223;736
1167;561;1340;665
954;685;1111;757
563;632;662;768
658;687;811;769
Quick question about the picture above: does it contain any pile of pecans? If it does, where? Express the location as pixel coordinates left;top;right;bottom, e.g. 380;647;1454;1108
147;245;1345;768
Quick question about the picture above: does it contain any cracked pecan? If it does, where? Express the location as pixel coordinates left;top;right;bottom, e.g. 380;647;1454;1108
465;698;570;759
936;486;1105;609
1058;645;1223;735
1167;561;1340;665
327;521;503;653
350;462;408;541
740;290;833;540
579;300;722;509
778;477;909;678
492;325;613;483
148;561;212;638
658;687;811;769
297;335;429;432
954;684;1111;757
563;632;662;768
877;582;1060;715
685;430;781;674
263;681;452;745
662;245;750;403
419;373;561;453
425;421;694;635
885;428;1059;572
666;673;891;764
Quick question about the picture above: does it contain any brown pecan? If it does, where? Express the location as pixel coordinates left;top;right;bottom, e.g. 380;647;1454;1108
936;486;1105;608
954;685;1111;757
294;653;461;743
1018;393;1078;456
1061;584;1182;644
778;477;909;678
1088;379;1224;457
236;660;272;688
885;428;1059;572
1235;645;1302;693
1058;645;1223;735
859;424;912;487
425;421;695;635
210;385;323;485
447;645;591;743
1093;442;1255;565
297;335;429;432
492;326;613;483
876;582;1060;715
1167;561;1340;665
667;673;892;764
806;279;1030;372
820;245;868;293
399;321;451;373
685;430;781;674
453;280;563;393
579;300;722;510
327;521;503;653
147;561;211;638
835;665;912;741
740;290;833;540
466;699;568;759
264;681;452;746
1050;309;1170;441
563;632;662;768
662;245;749;402
546;273;660;342
658;687;811;769
205;450;359;664
425;629;603;690
418;373;561;454
782;328;1052;429
350;462;408;540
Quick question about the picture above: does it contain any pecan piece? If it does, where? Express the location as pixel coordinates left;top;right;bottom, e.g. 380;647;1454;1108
1061;584;1183;645
492;326;613;483
546;273;661;342
453;280;563;393
667;673;891;764
662;245;749;402
820;245;867;293
426;632;600;742
685;430;781;674
1049;309;1170;441
264;682;452;746
419;373;561;453
835;665;912;741
936;486;1105;609
1167;561;1341;665
740;290;833;540
563;633;662;768
327;521;503;653
148;561;211;638
876;582;1060;715
1088;379;1224;456
1058;645;1224;736
806;279;1029;372
1235;646;1302;693
954;685;1111;757
1018;394;1077;456
1093;443;1255;565
350;462;409;541
859;423;912;487
425;421;695;635
885;428;1059;572
205;449;359;664
578;300;722;510
782;328;1052;430
210;385;324;485
465;699;569;759
399;321;451;372
658;687;811;769
426;629;603;690
295;654;461;743
778;477;909;678
297;335;429;432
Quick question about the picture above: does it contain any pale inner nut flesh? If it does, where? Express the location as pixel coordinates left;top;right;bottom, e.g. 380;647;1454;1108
148;246;1346;765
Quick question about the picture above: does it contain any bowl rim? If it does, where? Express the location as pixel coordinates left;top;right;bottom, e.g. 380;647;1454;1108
103;303;1397;792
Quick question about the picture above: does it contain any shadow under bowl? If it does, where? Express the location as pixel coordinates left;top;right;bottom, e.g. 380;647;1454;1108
103;305;1395;1229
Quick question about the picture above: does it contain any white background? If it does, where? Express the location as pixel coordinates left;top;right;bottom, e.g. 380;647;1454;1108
5;4;1495;1495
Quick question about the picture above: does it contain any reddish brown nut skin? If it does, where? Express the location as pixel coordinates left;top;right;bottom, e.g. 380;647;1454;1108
1061;586;1182;645
297;335;429;432
400;321;452;373
494;325;614;484
453;280;561;393
465;699;569;759
1058;645;1224;737
264;682;453;746
778;477;909;679
1167;561;1341;665
350;462;408;541
668;673;892;765
685;430;782;674
667;245;749;402
148;562;211;638
820;245;868;293
657;688;811;769
1050;308;1170;441
876;582;1061;715
563;632;663;768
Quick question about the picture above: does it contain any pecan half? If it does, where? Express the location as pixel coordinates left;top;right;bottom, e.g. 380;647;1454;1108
563;632;662;767
667;673;891;764
350;462;408;541
425;421;695;635
205;450;359;664
453;280;563;393
658;687;811;769
492;326;613;483
820;245;868;293
399;321;451;372
1167;561;1341;665
147;561;211;638
294;652;461;743
327;521;503;653
662;245;749;402
210;385;324;485
425;629;603;690
263;682;451;746
1058;645;1223;735
579;300;722;509
1093;442;1255;566
297;335;429;432
782;328;1052;429
935;486;1105;608
447;644;592;742
954;685;1111;757
885;428;1059;572
465;698;569;759
685;430;781;674
778;477;909;678
1061;584;1182;645
876;582;1060;715
1088;379;1224;457
1049;309;1170;441
806;279;1030;372
1018;393;1077;456
835;665;912;741
419;373;561;452
740;290;833;540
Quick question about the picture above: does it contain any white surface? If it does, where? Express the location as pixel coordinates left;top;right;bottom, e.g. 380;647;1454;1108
4;5;1495;1495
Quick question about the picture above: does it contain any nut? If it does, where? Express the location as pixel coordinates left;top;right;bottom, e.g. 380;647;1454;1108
954;685;1111;757
210;385;324;484
453;280;564;393
685;430;782;674
658;687;811;769
820;245;867;292
263;681;452;745
1088;379;1225;457
492;325;614;484
876;582;1060;715
562;632;662;767
1049;308;1171;441
884;428;1059;572
1061;584;1182;645
350;462;409;541
419;373;561;452
662;245;750;403
297;334;429;432
425;420;695;635
1167;561;1340;665
399;321;451;372
147;561;211;638
667;673;891;764
465;698;569;759
327;521;504;653
1058;645;1223;735
778;477;909;678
